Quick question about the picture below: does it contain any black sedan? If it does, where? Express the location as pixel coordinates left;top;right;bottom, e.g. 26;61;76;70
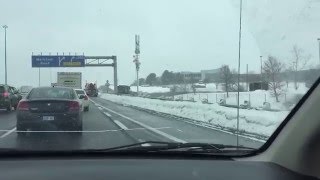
16;87;83;135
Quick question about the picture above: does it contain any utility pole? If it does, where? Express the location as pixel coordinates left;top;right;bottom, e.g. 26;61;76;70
246;64;248;91
236;0;243;149
2;25;8;85
133;35;141;94
39;52;42;87
260;55;263;89
317;38;320;67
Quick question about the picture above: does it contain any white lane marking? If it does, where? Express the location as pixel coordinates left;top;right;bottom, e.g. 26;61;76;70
93;101;187;143
95;103;111;117
114;120;128;130
103;112;112;117
0;127;16;138
177;129;183;132
90;100;266;143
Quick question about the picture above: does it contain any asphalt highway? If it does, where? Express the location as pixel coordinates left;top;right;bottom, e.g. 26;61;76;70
0;97;263;151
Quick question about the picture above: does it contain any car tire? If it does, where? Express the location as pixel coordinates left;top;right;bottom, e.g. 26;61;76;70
16;122;27;136
84;106;89;112
73;120;83;134
77;121;83;131
6;103;12;112
13;103;18;110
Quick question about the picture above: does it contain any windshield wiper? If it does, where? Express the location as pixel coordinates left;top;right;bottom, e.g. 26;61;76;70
89;141;256;153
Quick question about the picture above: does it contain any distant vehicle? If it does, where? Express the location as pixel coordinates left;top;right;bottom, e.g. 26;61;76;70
85;83;98;97
19;86;33;97
75;89;89;111
57;72;82;89
0;85;22;111
16;87;83;135
193;83;206;88
118;85;130;94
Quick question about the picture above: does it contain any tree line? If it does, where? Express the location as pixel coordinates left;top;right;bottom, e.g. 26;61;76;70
131;45;319;102
131;70;195;86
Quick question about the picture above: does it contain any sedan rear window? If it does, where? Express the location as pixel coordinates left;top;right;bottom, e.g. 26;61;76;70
75;90;85;95
29;88;75;100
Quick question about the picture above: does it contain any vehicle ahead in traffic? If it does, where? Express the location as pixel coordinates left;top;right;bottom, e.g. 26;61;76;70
75;89;89;112
85;83;98;97
0;84;22;111
16;87;83;135
19;86;33;97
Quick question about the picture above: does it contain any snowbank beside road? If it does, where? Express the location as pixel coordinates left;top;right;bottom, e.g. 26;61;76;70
130;86;170;93
180;82;309;111
100;93;289;138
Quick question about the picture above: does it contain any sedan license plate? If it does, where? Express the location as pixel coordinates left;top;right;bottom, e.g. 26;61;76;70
43;116;54;121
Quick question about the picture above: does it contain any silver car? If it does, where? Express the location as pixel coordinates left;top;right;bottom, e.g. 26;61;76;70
75;89;90;112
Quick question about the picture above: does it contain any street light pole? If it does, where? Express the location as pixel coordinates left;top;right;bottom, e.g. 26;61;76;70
134;35;141;95
2;25;8;85
236;0;243;149
317;38;320;67
260;55;263;89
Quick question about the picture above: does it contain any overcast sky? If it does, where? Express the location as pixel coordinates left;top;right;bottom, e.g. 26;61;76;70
0;0;319;87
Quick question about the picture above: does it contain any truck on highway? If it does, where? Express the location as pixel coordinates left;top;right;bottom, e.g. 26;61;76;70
85;82;98;97
57;72;82;89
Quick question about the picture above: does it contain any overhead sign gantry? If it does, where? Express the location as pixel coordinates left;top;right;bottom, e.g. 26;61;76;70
31;54;118;93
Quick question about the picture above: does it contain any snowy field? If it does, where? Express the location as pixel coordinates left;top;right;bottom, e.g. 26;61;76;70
176;83;309;111
100;93;289;138
130;86;170;93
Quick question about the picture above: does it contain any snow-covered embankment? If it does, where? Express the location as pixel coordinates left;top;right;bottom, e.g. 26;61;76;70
100;94;289;138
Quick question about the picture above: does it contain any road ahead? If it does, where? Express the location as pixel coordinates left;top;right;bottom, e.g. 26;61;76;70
0;97;263;151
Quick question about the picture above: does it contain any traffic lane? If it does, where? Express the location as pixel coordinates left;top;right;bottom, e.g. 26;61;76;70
91;97;264;148
0;101;138;151
94;101;176;143
0;109;18;134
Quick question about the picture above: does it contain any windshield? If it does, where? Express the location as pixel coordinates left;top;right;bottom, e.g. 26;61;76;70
0;0;319;154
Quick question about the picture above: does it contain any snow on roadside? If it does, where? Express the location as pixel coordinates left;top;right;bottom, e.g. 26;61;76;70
100;93;289;137
130;86;170;93
179;82;309;111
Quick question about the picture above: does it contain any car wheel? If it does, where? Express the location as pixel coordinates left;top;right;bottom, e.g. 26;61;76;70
13;104;18;110
6;103;12;112
84;106;89;112
71;120;83;132
77;121;83;131
16;123;27;136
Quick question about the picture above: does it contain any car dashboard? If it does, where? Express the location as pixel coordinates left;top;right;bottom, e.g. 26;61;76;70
0;155;317;180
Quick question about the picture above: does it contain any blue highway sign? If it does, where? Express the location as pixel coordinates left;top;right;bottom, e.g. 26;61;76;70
32;55;85;67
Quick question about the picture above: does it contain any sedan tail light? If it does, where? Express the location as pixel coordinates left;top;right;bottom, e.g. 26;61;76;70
69;101;80;111
17;101;29;111
2;92;9;98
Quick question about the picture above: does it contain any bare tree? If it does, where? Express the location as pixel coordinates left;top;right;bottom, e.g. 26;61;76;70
289;45;310;90
263;56;285;102
219;65;234;97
